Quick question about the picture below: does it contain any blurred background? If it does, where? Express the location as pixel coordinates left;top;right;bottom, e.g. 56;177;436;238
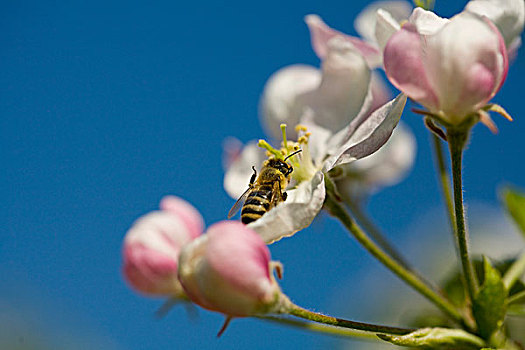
2;0;524;349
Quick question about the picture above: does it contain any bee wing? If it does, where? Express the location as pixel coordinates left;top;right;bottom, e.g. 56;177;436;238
227;188;251;219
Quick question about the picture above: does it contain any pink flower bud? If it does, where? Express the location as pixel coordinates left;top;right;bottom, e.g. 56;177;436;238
159;195;204;239
122;196;204;296
384;9;508;124
178;221;283;317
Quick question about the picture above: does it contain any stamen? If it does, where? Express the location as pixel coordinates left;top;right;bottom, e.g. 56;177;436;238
295;124;307;133
258;139;284;159
280;124;288;151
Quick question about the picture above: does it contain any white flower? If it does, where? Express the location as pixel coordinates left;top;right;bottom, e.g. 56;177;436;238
375;0;524;55
224;12;410;243
225;94;407;244
383;8;509;125
260;36;373;140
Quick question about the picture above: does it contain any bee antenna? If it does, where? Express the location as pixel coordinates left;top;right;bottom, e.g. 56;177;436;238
284;149;302;161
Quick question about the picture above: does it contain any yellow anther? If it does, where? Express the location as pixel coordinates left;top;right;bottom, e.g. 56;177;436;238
298;135;310;144
258;139;284;159
295;124;307;133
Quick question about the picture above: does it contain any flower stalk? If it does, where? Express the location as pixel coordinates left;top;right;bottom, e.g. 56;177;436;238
447;128;479;303
258;316;389;340
324;176;467;326
432;133;456;232
280;296;414;335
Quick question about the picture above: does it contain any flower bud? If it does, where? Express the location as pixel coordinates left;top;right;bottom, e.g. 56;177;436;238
178;221;283;317
384;9;508;125
122;196;204;296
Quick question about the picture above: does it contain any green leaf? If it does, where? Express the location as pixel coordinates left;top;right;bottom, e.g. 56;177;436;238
472;257;507;339
501;186;525;238
378;327;485;349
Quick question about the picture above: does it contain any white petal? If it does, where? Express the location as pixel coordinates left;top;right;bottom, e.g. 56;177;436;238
248;172;326;244
355;0;412;44
259;65;321;140
323;93;407;171
465;0;525;49
296;36;371;134
335;123;416;198
223;141;267;199
408;7;450;35
375;8;403;51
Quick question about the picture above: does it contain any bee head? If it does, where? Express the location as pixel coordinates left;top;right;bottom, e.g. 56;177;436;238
267;158;293;177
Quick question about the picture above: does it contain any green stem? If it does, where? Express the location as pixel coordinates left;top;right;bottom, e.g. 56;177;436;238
282;297;414;335
346;200;413;271
502;252;525;291
447;129;479;303
324;177;466;326
258;316;381;340
431;134;457;240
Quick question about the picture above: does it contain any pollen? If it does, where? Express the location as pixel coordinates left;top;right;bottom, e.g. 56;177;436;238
257;124;318;184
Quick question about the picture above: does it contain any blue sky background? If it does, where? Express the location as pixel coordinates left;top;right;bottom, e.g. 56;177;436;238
2;0;524;349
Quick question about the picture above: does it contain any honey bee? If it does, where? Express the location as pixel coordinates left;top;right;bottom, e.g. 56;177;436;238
228;150;302;224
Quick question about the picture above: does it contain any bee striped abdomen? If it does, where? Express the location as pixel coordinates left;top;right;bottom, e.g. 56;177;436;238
241;186;272;224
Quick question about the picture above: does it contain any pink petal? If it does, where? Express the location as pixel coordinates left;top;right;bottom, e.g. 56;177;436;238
484;17;509;95
383;23;439;111
305;14;382;68
206;222;271;286
422;13;507;119
122;210;200;296
159;195;204;239
178;222;280;316
122;242;179;295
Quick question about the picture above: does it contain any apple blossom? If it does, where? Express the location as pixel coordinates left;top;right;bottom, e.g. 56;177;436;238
226;93;406;243
122;196;203;296
177;221;284;317
383;8;509;126
374;0;523;59
223;11;410;243
465;0;525;54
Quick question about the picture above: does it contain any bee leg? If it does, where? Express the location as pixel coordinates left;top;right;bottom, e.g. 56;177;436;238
278;181;288;201
249;166;257;188
270;181;282;207
276;181;287;203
